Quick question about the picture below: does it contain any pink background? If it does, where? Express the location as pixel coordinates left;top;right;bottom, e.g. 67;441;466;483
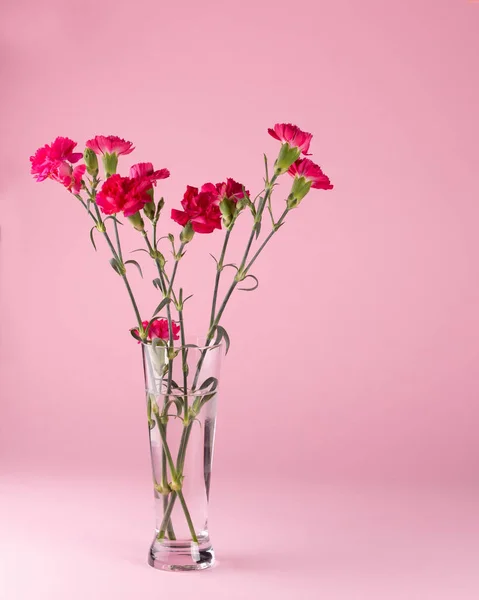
1;0;479;598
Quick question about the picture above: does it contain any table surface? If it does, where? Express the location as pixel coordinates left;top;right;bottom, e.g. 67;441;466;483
1;474;478;600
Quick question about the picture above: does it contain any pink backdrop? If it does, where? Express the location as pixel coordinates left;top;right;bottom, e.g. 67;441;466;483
1;0;479;597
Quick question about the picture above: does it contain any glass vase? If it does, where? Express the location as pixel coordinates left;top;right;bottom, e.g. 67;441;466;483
142;339;222;571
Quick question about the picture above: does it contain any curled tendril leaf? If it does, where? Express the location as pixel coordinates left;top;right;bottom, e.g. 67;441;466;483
214;325;230;355
124;259;143;278
165;398;183;417
199;376;218;392
200;392;217;405
89;227;97;251
223;263;238;272
238;274;259;292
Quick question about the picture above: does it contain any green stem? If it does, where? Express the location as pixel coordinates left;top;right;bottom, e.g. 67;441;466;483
178;296;189;416
209;228;232;329
177;490;198;543
244;208;289;273
121;272;143;330
113;217;123;262
157;493;177;540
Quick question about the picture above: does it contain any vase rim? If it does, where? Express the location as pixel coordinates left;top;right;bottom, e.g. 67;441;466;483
140;339;223;352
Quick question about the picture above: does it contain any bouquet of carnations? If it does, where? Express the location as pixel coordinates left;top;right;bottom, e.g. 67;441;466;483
30;124;333;571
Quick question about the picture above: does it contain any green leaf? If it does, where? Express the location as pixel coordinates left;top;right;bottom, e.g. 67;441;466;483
109;257;123;275
152;337;167;350
124;259;143;278
214;325;230;355
165;399;183;417
238;274;259;291
183;294;194;304
209;253;218;265
130;328;142;342
152;297;171;318
199;376;218;392
255;221;262;240
152;278;163;291
223;263;238;272
131;248;150;255
89;227;97;251
104;215;123;226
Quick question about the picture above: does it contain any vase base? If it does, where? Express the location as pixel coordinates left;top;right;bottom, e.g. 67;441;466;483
148;538;215;572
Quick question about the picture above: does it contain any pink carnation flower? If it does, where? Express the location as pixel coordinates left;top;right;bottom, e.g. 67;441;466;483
288;158;333;190
30;137;83;182
134;319;180;341
53;163;86;194
85;135;134;156
129;162;170;183
215;178;249;203
268;123;312;156
96;174;153;217
171;184;222;234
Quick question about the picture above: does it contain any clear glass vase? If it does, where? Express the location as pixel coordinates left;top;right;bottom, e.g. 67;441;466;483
142;339;222;571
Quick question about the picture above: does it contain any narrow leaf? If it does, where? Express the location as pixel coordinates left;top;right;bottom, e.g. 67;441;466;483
124;259;143;278
131;248;150;255
214;325;231;355
105;215;124;226
152;297;171;317
89;227;97;251
152;278;163;291
209;253;218;265
255;221;262;240
109;258;122;275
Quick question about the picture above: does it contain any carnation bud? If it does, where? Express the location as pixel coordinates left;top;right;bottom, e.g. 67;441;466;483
143;200;156;221
287;176;312;209
127;211;145;231
219;198;235;229
102;152;118;177
83;148;99;177
180;221;195;243
274;143;301;175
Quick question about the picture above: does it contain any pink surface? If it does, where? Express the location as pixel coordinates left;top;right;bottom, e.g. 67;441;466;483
1;0;479;596
1;475;479;599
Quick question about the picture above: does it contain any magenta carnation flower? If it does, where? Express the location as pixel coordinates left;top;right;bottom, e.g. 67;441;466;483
85;135;134;156
129;162;170;183
30;136;83;182
134;319;180;341
171;184;222;234
96;174;153;217
215;178;249;203
288;158;333;190
268;123;312;156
